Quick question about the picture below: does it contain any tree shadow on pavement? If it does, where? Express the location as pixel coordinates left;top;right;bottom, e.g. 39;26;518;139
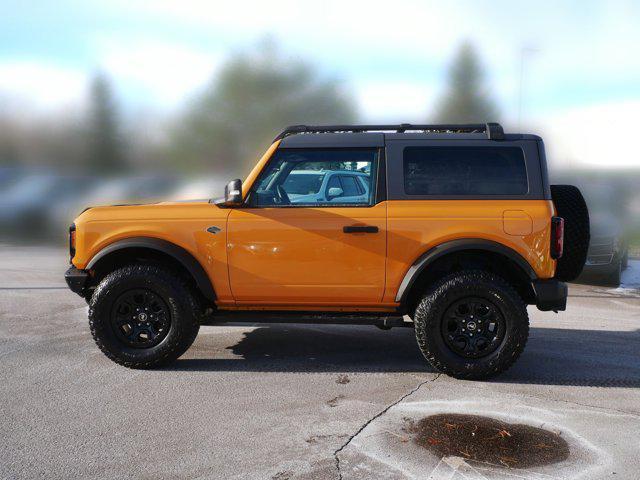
169;324;640;387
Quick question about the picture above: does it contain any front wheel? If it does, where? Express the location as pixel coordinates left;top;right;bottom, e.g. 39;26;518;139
413;270;529;380
89;265;201;368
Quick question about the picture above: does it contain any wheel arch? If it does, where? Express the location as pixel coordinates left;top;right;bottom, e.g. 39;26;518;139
86;237;216;301
397;239;536;314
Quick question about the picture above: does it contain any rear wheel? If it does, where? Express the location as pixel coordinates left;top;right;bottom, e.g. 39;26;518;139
89;265;200;368
414;270;529;380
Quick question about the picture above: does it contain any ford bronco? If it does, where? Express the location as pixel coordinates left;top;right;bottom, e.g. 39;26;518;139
65;123;590;379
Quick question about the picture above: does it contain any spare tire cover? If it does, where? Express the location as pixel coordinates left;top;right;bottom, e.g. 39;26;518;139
550;185;590;282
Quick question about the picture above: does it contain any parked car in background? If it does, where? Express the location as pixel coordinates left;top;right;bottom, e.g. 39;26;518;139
573;184;631;286
279;169;370;204
50;176;177;235
168;177;228;202
0;173;93;239
580;213;628;286
0;167;22;190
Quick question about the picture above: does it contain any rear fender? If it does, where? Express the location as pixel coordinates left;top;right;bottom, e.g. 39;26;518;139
395;238;536;304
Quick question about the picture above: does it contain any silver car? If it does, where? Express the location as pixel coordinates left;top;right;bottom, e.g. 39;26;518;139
283;170;370;204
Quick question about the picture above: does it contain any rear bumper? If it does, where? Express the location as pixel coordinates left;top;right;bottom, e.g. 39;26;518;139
532;279;567;312
65;266;89;297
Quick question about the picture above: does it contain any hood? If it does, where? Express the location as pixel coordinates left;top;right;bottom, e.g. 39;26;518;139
74;199;221;225
83;198;210;210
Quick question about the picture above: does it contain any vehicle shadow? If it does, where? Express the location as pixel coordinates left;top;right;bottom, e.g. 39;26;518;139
174;325;429;374
499;326;640;388
169;324;640;388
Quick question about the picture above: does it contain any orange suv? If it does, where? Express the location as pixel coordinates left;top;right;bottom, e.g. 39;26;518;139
65;123;590;379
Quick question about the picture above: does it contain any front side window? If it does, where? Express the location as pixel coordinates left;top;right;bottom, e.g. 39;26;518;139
403;146;528;196
251;148;377;206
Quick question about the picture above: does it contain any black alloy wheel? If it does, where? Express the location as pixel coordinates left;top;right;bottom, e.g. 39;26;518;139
111;289;171;348
441;297;506;358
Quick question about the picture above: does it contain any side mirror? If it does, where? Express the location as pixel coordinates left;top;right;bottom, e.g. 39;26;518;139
327;187;343;199
224;179;243;206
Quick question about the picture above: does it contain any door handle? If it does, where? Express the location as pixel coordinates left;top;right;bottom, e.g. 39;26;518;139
343;225;379;234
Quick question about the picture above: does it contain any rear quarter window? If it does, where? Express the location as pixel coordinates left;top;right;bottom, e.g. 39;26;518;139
403;146;528;195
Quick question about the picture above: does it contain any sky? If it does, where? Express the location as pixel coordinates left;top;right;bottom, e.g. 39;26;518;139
1;0;639;168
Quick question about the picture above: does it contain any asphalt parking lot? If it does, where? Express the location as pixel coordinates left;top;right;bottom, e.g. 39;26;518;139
2;245;640;479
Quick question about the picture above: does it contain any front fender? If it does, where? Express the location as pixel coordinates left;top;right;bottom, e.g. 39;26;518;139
86;237;216;301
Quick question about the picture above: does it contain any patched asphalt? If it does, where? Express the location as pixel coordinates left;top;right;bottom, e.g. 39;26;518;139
1;245;639;479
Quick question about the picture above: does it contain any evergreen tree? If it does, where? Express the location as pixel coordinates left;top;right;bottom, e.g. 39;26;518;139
433;42;499;123
170;40;356;175
87;73;125;173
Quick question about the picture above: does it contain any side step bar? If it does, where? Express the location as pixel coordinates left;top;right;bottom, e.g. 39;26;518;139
203;311;413;329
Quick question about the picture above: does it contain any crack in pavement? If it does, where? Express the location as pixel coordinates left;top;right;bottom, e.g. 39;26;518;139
333;373;441;479
513;390;640;418
454;380;640;419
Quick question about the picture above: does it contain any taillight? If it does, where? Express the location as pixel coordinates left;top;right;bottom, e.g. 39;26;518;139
69;223;76;262
551;216;564;259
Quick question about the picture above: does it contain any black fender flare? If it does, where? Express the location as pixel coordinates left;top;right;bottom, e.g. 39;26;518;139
395;239;537;304
86;237;216;301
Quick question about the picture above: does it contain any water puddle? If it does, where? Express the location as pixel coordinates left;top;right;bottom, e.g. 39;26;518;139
406;413;570;469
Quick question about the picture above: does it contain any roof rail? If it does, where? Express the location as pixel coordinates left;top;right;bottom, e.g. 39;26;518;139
274;122;505;142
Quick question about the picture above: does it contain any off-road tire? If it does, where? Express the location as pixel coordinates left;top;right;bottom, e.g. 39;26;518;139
550;184;590;282
89;265;200;368
414;270;529;380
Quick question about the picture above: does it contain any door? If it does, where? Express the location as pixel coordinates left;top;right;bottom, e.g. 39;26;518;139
227;147;386;306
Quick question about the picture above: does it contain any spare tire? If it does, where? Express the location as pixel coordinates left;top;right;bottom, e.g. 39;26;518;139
550;185;590;281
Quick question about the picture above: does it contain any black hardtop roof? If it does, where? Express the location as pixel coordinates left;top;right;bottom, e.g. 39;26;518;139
277;123;541;148
275;123;505;141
